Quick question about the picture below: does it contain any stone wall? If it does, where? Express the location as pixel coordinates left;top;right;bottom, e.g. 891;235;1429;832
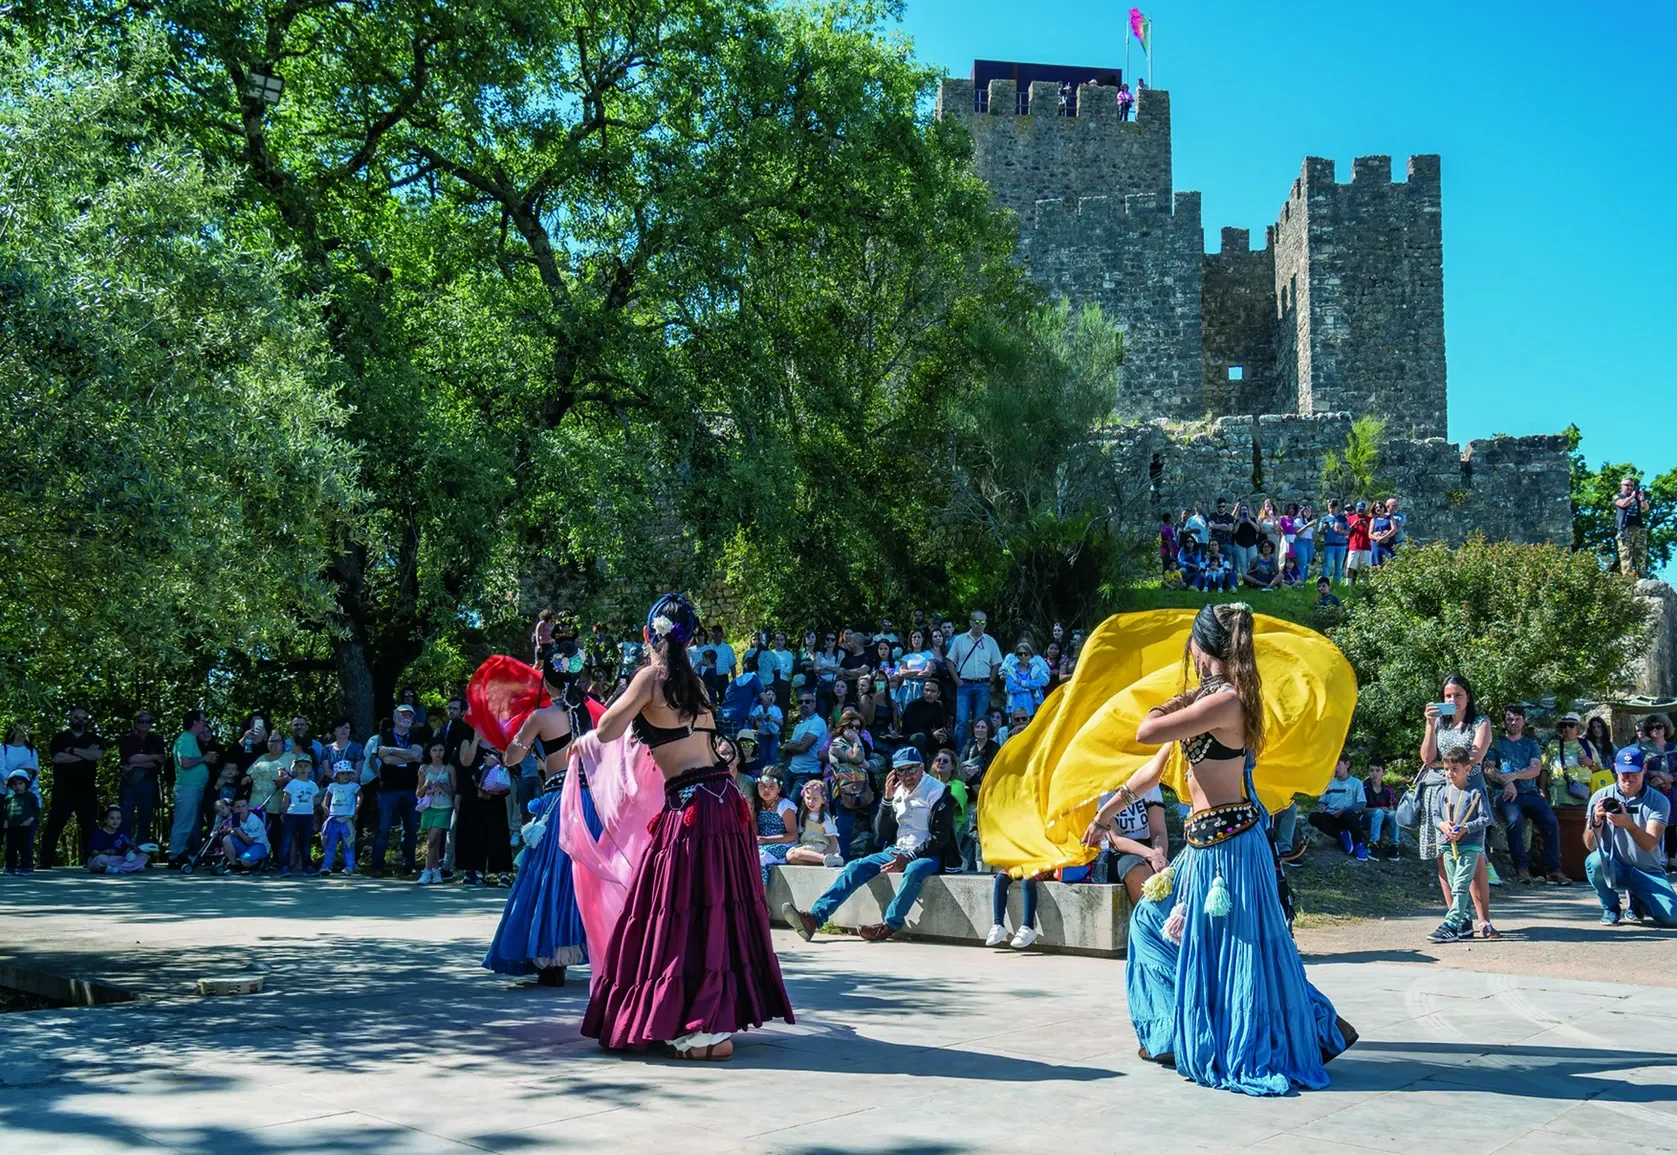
1201;227;1279;415
1100;413;1570;546
1021;192;1206;419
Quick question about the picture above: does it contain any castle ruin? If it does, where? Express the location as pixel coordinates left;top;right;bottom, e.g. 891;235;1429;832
937;70;1570;545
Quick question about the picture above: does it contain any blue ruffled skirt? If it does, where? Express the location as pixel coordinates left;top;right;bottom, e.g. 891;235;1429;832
483;783;602;975
1126;818;1346;1095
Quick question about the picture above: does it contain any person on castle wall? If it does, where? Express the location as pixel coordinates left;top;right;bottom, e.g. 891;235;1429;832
1116;81;1133;120
1615;475;1651;578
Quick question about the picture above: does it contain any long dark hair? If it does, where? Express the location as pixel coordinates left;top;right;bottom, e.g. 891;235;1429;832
1441;673;1478;731
646;594;710;719
1184;603;1266;757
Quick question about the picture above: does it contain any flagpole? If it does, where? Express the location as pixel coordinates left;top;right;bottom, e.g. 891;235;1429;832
1150;23;1155;87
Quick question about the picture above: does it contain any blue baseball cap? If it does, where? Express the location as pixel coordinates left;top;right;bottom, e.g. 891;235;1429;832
892;746;925;768
1615;746;1645;772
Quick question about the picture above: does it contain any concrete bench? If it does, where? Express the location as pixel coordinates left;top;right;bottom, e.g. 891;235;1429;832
765;865;1132;956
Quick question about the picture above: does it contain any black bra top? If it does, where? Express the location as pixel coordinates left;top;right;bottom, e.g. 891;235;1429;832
549;730;572;752
631;712;716;750
1181;680;1246;765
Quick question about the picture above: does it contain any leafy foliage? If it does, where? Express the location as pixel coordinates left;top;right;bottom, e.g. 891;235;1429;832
1565;423;1677;573
1332;538;1652;761
1320;416;1394;502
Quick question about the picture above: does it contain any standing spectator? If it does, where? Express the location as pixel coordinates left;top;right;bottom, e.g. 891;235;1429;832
5;769;40;874
1584;748;1676;926
783;746;960;944
1201;540;1235;592
767;631;795;706
1116;81;1133;120
1158;511;1178;576
165;711;214;866
701;624;736;681
1386;497;1407;550
116;713;165;844
320;760;361;875
286;715;326;767
1488;705;1568;885
1257;498;1283;561
812;631;843;713
1042;641;1066;691
396;689;428;727
1229;502;1261;577
1002;641;1050;719
747;689;784;765
1584;716;1619;778
946;611;1002;749
320;720;364;800
455;738;511;887
371;703;426;877
900;680;954;759
1363;757;1399;859
1207;498;1234;557
244;730;291;827
433;696;476;876
1426;746;1493;943
1417;676;1498;938
42;706;104;869
3;723;39;809
1370;501;1399;566
782;691;828;797
416;739;455;885
1345;501;1373;584
1293;502;1317;578
585;620;617;678
1317;500;1349;584
276;754;319;875
1308;752;1369;860
1183;503;1208;546
1615;475;1652;577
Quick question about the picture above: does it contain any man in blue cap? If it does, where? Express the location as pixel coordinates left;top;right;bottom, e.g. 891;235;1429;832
782;745;959;943
1584;747;1676;926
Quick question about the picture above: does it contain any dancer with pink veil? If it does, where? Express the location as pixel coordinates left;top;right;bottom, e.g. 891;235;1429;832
566;593;795;1060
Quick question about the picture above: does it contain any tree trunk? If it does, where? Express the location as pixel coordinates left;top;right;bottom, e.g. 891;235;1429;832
333;635;378;739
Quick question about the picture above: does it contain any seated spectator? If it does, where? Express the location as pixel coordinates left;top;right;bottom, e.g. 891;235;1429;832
1001;706;1030;745
783;746;959;943
5;768;40;874
900;679;953;758
1547;713;1597;807
824;746;877;863
959;717;999;794
1201;541;1235;592
733;729;764;789
87;805;148;873
782;692;827;797
989;862;1097;951
828;708;870;779
782;779;842;868
1639;714;1677;864
1315;577;1341;612
1279;553;1303;588
754;770;799;884
1176;539;1205;590
1002;641;1050;718
1090;779;1168;903
1584;717;1619;793
1243;540;1282;591
927;748;970;866
1489;704;1568;885
1363;757;1399;860
217;797;269;874
1308;751;1368;859
1584;748;1676;926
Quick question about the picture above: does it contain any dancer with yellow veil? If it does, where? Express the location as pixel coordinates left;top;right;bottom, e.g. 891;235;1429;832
979;603;1358;1096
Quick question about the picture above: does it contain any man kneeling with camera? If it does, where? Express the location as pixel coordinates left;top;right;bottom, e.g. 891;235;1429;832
1584;748;1677;927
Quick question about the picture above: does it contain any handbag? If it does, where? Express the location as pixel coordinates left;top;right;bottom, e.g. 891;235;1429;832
1395;788;1419;830
479;763;513;796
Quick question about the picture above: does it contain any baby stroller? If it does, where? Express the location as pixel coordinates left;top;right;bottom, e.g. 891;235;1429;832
179;816;231;874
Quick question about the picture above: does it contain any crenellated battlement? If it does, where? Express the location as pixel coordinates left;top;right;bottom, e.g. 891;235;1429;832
1028;189;1201;224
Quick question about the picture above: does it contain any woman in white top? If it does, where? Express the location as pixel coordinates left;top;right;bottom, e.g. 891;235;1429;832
2;723;39;801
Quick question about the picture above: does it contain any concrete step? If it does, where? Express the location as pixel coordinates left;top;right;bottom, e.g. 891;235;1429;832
765;865;1132;956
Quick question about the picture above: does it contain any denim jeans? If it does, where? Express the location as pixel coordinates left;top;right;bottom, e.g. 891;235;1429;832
1366;809;1398;846
834;808;872;861
1321;544;1347;582
373;790;419;872
992;873;1038;929
1585;850;1677;926
1227;543;1254;578
321;816;356;872
1291;538;1315;577
278;813;315;871
119;773;157;845
1497;791;1561;873
1272;803;1298;854
955;683;989;749
810;850;942;930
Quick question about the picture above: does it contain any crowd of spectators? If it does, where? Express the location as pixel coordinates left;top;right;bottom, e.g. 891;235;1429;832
1160;496;1407;593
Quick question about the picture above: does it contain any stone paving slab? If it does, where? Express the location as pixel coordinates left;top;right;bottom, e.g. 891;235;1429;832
0;874;1672;1154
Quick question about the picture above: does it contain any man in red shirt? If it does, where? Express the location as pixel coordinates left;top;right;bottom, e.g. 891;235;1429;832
1345;501;1373;584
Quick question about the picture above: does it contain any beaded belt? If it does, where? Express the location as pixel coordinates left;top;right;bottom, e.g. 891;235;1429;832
664;765;734;809
1184;801;1260;848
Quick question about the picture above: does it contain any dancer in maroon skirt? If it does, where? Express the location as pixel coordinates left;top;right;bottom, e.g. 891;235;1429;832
578;593;795;1059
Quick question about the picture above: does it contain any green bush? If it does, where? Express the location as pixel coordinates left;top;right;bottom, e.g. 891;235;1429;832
1332;538;1652;759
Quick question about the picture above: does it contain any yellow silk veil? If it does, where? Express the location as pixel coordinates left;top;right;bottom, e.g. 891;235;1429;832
977;609;1357;878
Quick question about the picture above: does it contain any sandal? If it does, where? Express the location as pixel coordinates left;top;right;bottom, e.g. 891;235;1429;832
1479;922;1503;940
669;1039;733;1061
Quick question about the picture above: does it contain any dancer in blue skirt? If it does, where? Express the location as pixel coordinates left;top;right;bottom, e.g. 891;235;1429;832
1084;602;1357;1095
484;640;601;985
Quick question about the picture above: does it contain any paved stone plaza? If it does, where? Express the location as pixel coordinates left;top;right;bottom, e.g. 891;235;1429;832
1;874;1673;1155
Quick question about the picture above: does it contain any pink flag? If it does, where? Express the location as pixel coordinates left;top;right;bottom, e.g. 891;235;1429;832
1129;7;1146;40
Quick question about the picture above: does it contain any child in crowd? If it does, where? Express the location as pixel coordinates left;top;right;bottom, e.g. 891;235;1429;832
1280;553;1303;587
417;740;455;885
217;798;268;874
1363;757;1399;860
783;779;843;868
87;805;148;873
277;754;319;876
1315;577;1342;611
321;760;361;876
1428;746;1492;943
5;769;39;874
214;762;241;806
1308;751;1368;860
754;771;799;884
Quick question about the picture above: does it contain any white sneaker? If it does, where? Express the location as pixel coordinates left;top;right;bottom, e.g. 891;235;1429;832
417;869;434;885
1010;925;1040;950
823;854;844;868
984;924;1009;947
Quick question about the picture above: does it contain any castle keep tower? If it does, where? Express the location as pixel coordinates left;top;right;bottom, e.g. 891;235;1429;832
937;68;1448;440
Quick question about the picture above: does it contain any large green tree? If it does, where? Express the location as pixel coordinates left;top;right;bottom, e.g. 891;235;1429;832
0;31;354;724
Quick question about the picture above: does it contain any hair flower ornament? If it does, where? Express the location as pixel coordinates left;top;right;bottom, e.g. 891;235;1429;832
651;614;676;639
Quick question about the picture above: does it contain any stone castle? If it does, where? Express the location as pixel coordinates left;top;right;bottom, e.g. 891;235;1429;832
936;72;1570;545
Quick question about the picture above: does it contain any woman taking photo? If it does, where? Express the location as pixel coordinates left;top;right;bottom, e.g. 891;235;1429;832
1416;674;1499;939
578;594;795;1060
1084;603;1354;1095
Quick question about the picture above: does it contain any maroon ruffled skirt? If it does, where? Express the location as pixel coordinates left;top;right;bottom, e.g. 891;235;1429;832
581;765;795;1047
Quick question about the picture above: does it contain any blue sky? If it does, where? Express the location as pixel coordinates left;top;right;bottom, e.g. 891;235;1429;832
896;0;1675;479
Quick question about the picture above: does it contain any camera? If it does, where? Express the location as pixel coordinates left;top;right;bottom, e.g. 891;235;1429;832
1601;797;1624;815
